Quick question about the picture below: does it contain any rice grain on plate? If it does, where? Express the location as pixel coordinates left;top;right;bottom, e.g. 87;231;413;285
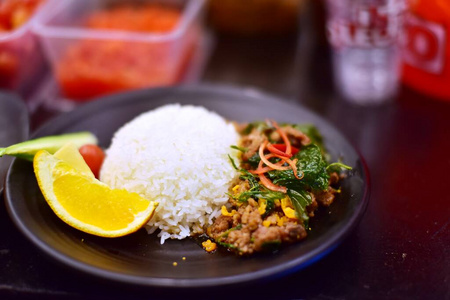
100;104;239;243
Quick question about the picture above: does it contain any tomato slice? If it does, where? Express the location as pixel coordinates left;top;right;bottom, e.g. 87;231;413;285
78;144;105;178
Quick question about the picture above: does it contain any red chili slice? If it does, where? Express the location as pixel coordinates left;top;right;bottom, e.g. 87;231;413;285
271;144;300;155
258;141;290;171
259;172;287;193
271;120;292;156
267;143;292;158
249;153;287;175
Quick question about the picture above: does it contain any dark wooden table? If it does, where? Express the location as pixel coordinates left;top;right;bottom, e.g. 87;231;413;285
1;31;449;299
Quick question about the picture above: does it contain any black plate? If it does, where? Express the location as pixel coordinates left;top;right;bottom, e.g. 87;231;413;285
0;92;29;194
5;85;369;288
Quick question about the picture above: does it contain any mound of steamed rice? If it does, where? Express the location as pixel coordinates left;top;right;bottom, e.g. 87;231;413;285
99;104;239;243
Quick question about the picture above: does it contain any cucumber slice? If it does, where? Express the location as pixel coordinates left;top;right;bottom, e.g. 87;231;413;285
0;132;98;161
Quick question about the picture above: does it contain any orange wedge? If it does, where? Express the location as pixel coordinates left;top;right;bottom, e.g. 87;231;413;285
53;143;95;177
33;144;158;237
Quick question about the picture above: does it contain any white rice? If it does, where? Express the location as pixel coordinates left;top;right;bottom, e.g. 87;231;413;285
99;104;239;243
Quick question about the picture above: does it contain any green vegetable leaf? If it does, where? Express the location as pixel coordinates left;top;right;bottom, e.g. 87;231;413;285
247;153;261;169
260;190;285;201
269;144;329;191
262;198;275;218
0;132;97;161
228;154;239;170
235;185;284;203
287;189;313;227
296;144;330;191
326;162;352;173
241;121;269;135
239;170;259;189
231;167;286;204
216;240;238;250
218;224;243;240
230;145;247;153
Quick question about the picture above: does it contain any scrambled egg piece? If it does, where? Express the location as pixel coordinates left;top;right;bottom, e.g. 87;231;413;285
281;197;297;220
221;205;236;216
202;240;217;252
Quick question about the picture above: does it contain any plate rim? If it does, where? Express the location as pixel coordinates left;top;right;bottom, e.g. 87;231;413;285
4;84;371;288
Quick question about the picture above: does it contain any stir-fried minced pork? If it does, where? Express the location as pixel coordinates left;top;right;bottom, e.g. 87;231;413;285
240;129;266;161
205;120;350;255
207;177;337;254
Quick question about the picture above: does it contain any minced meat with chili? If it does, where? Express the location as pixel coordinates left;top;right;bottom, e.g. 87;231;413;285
206;120;350;255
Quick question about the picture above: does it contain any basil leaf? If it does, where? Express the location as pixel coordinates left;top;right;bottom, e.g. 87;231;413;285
228;154;239;170
247;153;261;169
326;162;352;173
230;145;247;153
296;144;330;191
287;189;312;226
269;144;329;191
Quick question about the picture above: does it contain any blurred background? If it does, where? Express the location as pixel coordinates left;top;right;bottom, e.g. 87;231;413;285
0;0;448;118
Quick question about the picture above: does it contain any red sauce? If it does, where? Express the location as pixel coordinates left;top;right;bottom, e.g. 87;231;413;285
56;4;197;101
0;0;45;31
85;5;180;33
0;0;45;90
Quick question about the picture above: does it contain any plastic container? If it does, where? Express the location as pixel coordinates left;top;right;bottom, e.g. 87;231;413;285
0;0;47;97
33;0;205;102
